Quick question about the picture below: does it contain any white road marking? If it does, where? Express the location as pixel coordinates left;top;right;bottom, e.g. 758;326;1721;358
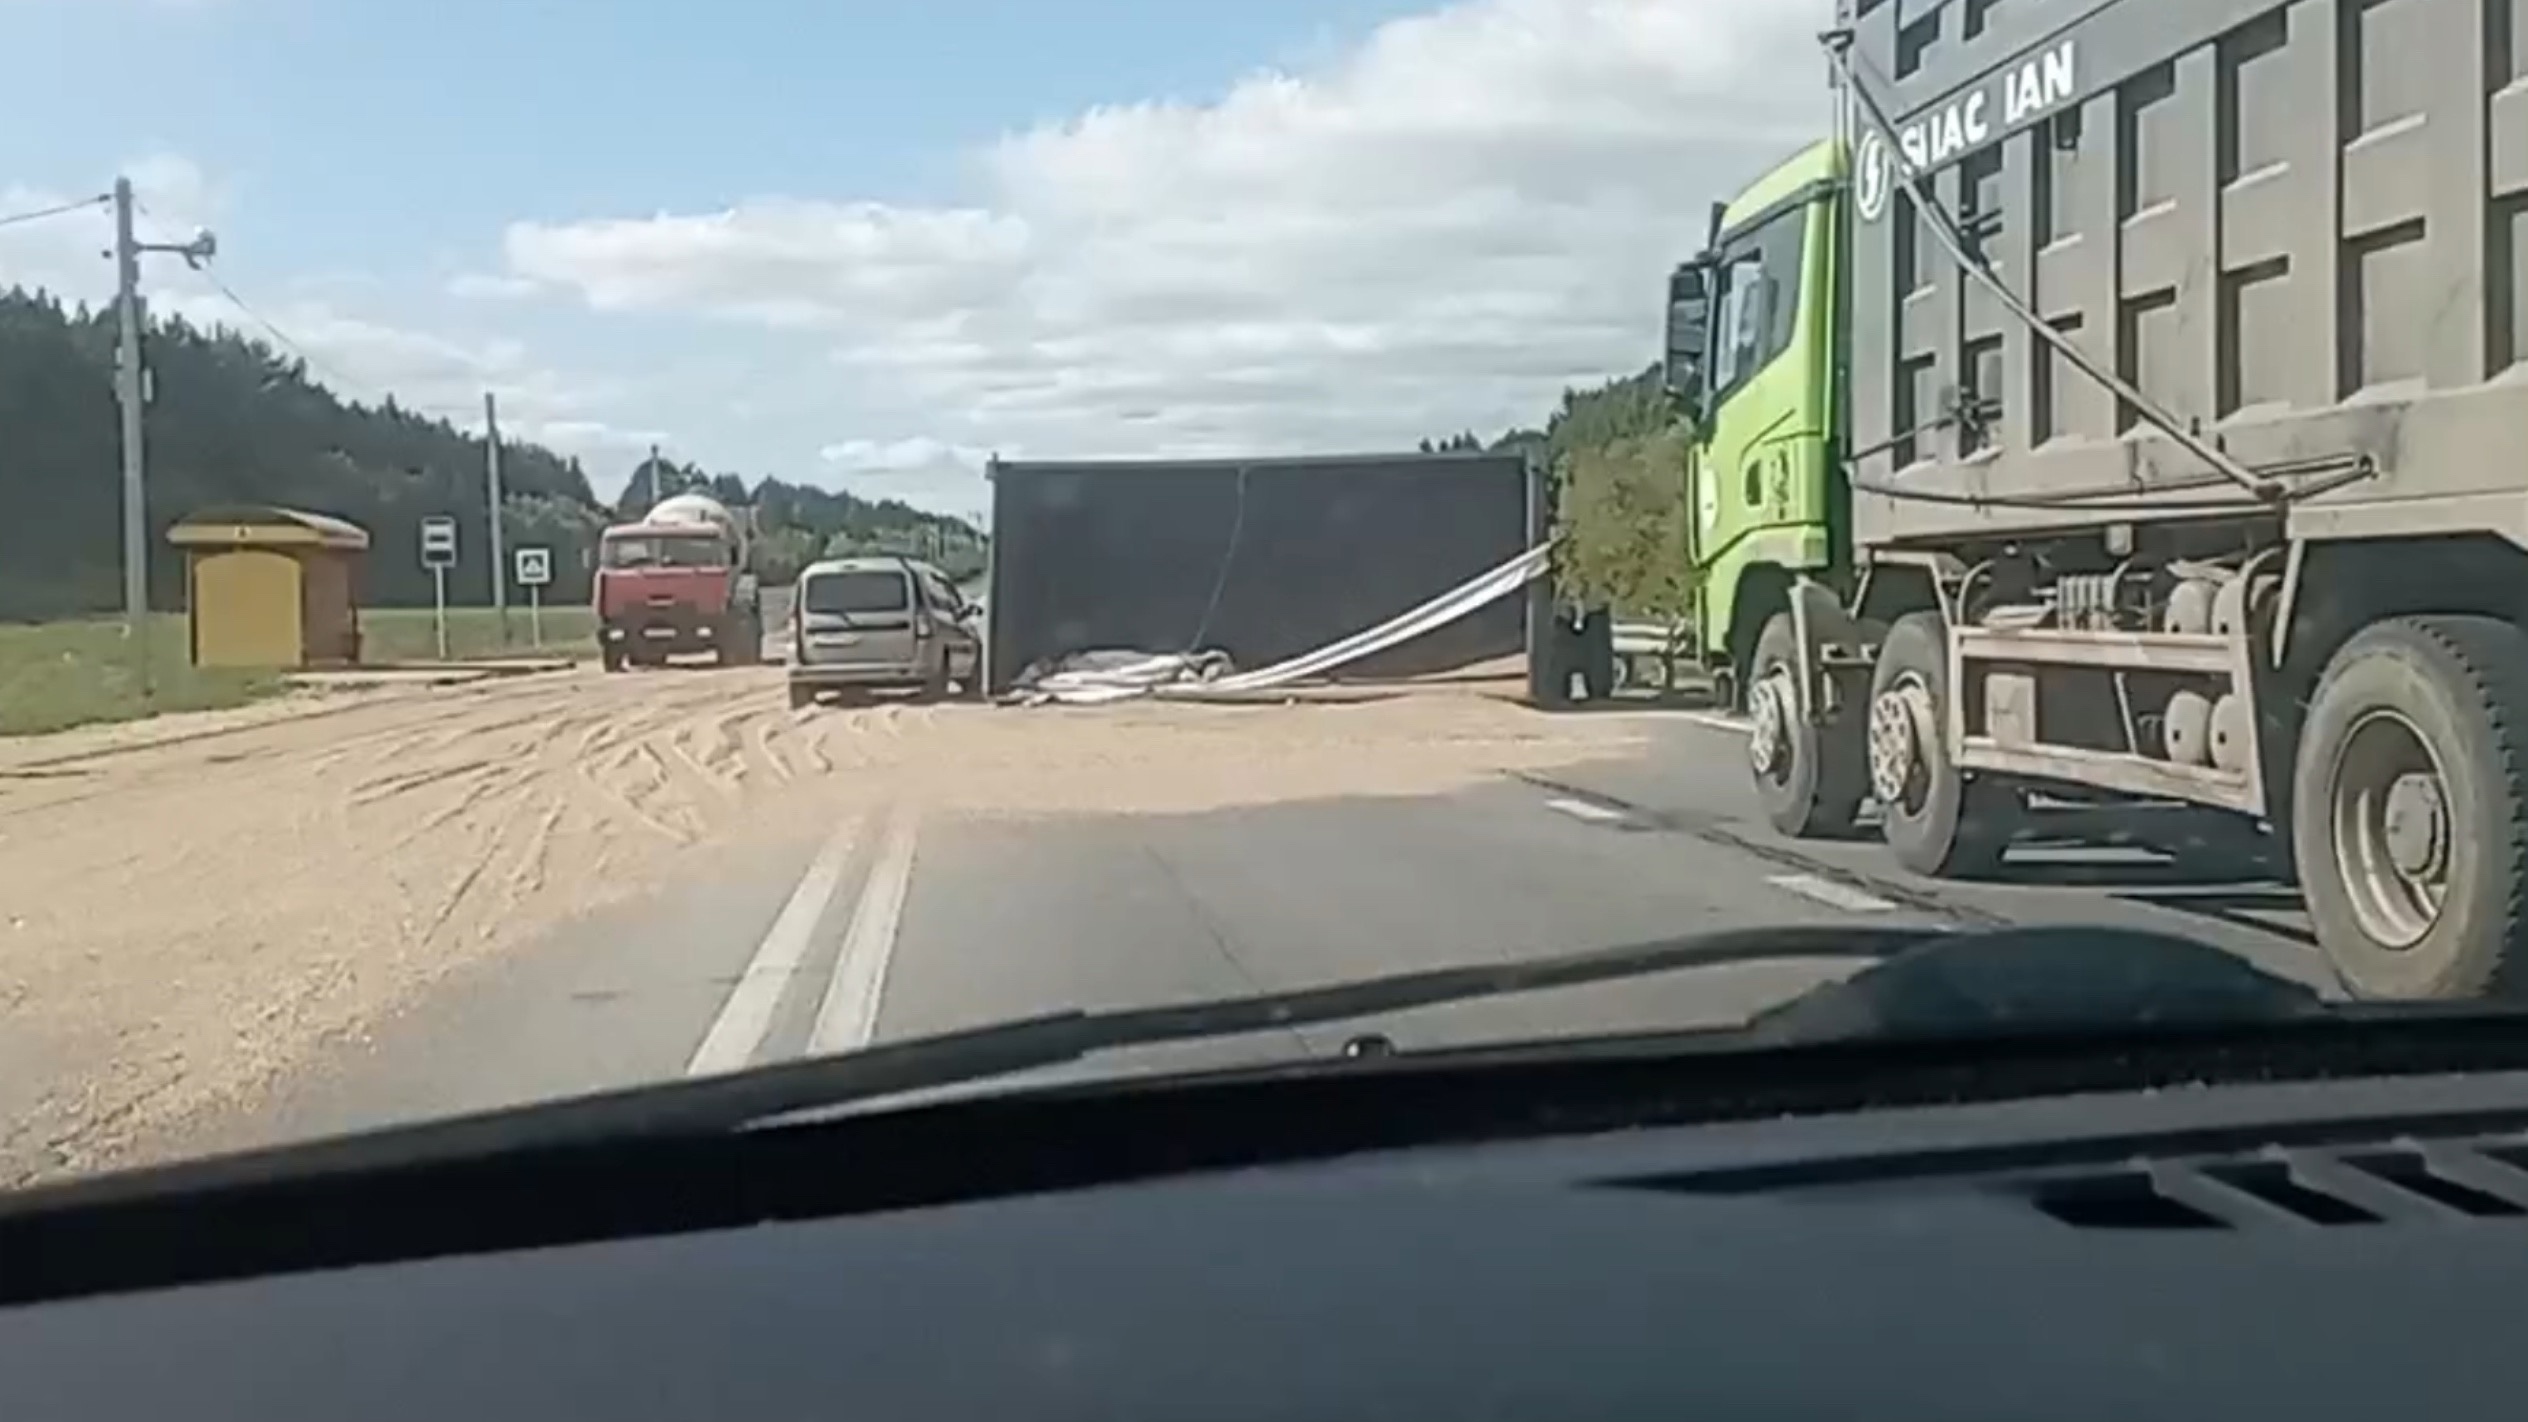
1545;796;1629;825
1766;873;1898;914
807;806;921;1055
685;813;866;1077
1682;711;1748;734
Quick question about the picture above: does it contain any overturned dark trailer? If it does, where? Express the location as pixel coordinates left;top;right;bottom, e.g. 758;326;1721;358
983;452;1543;696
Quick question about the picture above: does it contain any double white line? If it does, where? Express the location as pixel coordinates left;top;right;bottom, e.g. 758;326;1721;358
683;806;921;1078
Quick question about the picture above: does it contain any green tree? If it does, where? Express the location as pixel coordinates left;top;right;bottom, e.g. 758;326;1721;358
1538;365;1688;616
752;526;822;586
1552;426;1695;622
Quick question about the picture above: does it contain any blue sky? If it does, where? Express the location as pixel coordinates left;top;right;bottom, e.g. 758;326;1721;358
1;0;1425;257
0;0;1827;512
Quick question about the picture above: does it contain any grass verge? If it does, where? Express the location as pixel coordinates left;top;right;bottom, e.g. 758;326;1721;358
357;606;597;663
0;605;598;738
0;616;281;737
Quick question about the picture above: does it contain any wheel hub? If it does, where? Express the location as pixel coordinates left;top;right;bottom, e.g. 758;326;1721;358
2382;771;2449;880
2327;708;2451;952
1747;673;1790;778
1868;681;1934;806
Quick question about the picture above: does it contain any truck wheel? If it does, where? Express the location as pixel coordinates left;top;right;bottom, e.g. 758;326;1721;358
1579;608;1616;701
1529;612;1572;709
1868;611;2015;877
1747;611;1865;838
2292;615;2528;1001
787;682;816;711
602;645;625;673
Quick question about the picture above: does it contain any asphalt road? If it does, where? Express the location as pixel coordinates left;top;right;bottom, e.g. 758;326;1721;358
220;704;2326;1155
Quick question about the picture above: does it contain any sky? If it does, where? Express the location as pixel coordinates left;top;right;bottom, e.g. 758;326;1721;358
0;0;1833;517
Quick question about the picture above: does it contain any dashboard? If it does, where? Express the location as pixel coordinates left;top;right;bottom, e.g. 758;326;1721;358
9;1060;2528;1420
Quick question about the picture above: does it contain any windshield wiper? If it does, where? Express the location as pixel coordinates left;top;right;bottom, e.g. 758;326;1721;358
7;922;2336;1210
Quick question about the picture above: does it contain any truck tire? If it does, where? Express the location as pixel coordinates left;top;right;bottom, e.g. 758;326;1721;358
1748;610;1865;838
602;644;626;673
788;682;816;711
1579;608;1616;701
1868;611;2015;877
2292;615;2528;1001
1529;611;1572;709
715;615;755;668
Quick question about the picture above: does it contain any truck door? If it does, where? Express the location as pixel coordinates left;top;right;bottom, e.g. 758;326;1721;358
1690;183;1839;666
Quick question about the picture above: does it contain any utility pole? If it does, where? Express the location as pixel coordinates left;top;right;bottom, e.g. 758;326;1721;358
111;177;216;698
111;179;146;669
484;391;508;638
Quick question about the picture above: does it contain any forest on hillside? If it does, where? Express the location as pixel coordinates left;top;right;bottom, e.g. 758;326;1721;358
0;287;985;621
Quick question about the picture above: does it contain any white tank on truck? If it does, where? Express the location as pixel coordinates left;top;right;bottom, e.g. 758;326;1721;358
641;492;751;568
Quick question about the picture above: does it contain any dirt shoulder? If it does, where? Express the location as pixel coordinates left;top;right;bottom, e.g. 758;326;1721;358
0;667;1645;1185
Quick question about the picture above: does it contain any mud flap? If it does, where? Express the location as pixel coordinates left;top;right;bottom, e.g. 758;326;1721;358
1786;578;1866;723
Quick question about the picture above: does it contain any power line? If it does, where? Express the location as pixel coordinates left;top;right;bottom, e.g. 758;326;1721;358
132;201;507;436
197;264;354;385
0;193;108;231
129;196;350;385
124;202;646;478
128;194;389;405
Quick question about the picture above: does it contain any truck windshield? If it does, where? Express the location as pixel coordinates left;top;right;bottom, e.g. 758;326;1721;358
604;535;727;570
804;570;912;615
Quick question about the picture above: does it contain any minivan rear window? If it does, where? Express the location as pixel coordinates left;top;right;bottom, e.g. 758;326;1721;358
803;570;911;615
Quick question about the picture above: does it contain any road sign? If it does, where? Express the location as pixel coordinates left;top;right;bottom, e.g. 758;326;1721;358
420;516;458;660
420;516;458;569
514;546;552;649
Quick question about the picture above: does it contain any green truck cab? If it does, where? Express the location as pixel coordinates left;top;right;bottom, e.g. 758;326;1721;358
1669;140;1847;698
1665;139;1877;836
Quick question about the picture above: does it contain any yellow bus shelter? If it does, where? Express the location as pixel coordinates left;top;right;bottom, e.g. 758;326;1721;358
167;506;372;668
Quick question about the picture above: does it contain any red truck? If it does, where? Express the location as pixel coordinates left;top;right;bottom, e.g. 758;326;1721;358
594;492;764;671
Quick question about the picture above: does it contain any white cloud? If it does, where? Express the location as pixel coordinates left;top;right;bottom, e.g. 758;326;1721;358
815;436;995;516
818;435;990;473
445;271;542;301
500;0;1831;469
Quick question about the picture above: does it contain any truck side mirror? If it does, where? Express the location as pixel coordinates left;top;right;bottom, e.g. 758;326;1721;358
1664;262;1712;414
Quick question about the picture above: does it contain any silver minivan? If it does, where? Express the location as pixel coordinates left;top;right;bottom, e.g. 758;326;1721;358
786;557;981;708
